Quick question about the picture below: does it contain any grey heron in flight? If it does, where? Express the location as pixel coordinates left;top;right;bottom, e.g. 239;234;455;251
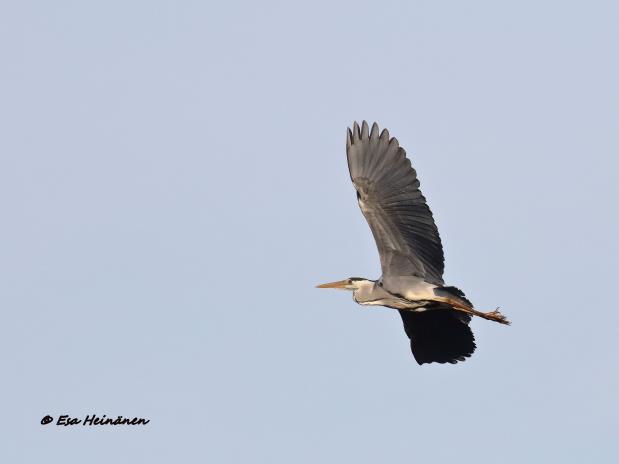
318;121;509;365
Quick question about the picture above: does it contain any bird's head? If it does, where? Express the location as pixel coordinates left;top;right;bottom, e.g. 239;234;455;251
316;277;376;304
316;277;373;292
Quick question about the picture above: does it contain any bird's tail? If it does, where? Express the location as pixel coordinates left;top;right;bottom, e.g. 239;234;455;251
435;286;473;306
434;286;510;325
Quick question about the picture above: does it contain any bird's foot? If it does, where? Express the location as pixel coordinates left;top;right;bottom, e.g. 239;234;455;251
482;307;510;325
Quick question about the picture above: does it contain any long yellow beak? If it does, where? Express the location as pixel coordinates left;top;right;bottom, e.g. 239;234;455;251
316;279;349;289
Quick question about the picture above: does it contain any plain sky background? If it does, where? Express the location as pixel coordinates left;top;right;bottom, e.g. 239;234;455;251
2;1;618;462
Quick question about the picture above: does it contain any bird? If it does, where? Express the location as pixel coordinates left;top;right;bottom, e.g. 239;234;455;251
317;121;509;365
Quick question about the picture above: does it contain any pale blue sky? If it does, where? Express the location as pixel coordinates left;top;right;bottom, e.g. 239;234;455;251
2;1;618;462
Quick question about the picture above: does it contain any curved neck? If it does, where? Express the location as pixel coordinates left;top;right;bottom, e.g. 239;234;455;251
352;279;380;304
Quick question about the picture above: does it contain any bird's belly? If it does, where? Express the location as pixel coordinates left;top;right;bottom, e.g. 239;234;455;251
365;297;434;311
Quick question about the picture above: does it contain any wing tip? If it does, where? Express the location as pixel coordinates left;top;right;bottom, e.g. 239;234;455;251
348;120;387;145
360;120;369;139
414;349;475;365
370;122;379;139
348;121;404;149
352;121;361;141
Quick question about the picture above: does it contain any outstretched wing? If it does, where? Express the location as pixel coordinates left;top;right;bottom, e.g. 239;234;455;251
398;310;476;365
346;121;444;284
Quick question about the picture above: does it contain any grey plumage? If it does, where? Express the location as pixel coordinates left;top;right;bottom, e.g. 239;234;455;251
317;121;508;365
